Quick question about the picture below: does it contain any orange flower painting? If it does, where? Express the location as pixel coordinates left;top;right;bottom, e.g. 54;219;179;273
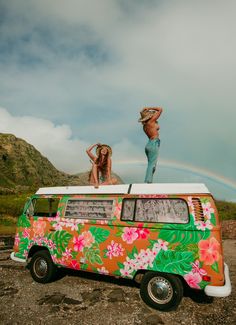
198;237;220;265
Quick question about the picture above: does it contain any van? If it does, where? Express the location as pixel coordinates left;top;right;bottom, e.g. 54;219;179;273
11;183;231;311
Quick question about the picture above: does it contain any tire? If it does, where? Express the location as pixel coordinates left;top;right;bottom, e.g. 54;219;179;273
29;250;57;283
140;272;183;311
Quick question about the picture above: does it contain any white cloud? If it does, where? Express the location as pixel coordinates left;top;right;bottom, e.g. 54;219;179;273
0;107;89;173
0;0;235;197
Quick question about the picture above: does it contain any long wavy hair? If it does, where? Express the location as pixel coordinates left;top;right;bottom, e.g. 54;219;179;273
95;150;109;177
88;150;109;182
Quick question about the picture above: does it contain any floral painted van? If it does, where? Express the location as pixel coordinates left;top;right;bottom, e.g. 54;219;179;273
11;183;231;311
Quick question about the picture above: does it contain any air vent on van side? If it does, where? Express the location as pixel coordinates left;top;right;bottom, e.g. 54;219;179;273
192;198;204;221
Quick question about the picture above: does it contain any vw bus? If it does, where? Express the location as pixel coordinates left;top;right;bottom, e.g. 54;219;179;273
11;183;231;311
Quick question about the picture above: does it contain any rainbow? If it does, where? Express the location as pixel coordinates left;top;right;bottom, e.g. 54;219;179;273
115;158;236;191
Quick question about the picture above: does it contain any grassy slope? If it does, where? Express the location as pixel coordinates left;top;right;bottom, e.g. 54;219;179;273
0;195;235;235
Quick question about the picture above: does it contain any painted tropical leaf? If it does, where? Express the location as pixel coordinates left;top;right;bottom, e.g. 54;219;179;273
80;264;88;270
173;243;199;260
48;230;72;257
114;270;121;276
115;227;123;237
107;220;114;229
17;216;31;228
159;227;210;245
19;237;29;254
201;198;209;204
84;243;103;265
117;261;124;269
199;280;210;289
103;249;108;258
71;251;78;259
128;246;138;259
153;250;194;275
211;262;219;273
76;224;83;233
210;213;216;226
90;226;110;243
93;254;103;265
149;239;158;248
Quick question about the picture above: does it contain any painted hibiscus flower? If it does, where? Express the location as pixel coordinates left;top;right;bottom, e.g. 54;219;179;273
194;220;213;231
202;202;214;219
69;259;80;270
82;231;95;248
121;227;139;244
106;240;124;259
198;237;220;265
191;260;207;276
184;272;202;289
152;239;169;253
73;235;85;252
136;223;150;239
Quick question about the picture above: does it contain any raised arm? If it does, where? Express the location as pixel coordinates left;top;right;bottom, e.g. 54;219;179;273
141;107;163;122
86;143;100;162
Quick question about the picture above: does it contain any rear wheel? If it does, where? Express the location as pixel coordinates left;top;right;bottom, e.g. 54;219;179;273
29;251;57;283
140;272;183;311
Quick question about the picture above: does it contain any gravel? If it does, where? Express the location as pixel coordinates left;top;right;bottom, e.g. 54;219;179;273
0;240;235;325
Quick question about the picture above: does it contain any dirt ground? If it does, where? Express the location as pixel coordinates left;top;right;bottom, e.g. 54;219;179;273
0;240;235;325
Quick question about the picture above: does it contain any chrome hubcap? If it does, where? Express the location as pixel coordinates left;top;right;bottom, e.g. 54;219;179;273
148;277;173;304
34;257;48;278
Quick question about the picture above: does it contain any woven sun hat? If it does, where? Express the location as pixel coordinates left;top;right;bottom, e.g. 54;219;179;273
96;144;112;156
138;110;155;123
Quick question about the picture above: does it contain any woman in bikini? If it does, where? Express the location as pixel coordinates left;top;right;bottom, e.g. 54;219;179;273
86;143;117;188
138;107;163;183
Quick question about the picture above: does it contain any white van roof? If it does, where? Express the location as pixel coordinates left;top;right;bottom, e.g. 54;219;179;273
36;183;210;195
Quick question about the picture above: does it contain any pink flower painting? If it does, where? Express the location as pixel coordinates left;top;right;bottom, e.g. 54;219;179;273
184;272;202;289
202;202;214;219
106;240;124;259
73;235;85;252
194;220;213;231
121;227;139;244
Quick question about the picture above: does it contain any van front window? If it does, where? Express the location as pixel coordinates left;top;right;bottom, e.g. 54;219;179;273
31;198;59;217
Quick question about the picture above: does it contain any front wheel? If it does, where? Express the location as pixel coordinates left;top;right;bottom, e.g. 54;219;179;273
140;272;183;311
29;250;57;283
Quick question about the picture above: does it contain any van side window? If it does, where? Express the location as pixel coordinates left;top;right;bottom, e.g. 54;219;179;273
135;199;189;223
32;198;59;217
122;199;135;221
65;199;114;219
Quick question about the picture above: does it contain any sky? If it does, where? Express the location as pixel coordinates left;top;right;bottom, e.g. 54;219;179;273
0;0;235;201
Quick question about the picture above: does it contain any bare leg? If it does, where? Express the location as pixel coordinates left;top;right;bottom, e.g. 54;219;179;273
90;164;99;188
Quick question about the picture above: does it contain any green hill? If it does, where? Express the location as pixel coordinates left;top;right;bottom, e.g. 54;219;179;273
0;133;90;193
